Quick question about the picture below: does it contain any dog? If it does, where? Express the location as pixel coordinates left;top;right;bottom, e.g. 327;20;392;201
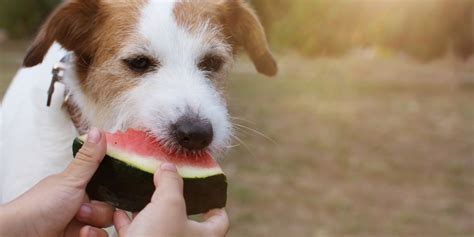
0;0;276;204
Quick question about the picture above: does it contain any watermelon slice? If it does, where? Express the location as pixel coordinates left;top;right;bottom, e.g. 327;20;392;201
72;130;227;215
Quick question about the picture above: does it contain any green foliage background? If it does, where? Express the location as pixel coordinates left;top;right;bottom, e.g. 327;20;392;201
0;0;60;38
0;0;472;60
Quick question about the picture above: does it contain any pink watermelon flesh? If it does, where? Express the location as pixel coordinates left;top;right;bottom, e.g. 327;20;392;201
99;130;221;173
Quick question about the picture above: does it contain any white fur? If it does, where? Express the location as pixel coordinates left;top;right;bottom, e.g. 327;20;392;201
1;43;76;202
128;0;231;153
1;0;232;203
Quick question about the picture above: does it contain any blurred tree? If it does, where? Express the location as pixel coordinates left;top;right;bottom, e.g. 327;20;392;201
392;0;450;60
251;0;473;60
442;0;474;59
258;0;370;56
0;0;60;38
390;0;474;61
1;0;472;60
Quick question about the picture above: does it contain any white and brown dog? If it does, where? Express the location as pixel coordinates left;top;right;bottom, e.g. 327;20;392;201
0;0;276;203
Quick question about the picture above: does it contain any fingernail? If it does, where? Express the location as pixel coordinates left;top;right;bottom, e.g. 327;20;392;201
86;227;98;237
78;204;93;218
87;128;101;144
161;162;177;172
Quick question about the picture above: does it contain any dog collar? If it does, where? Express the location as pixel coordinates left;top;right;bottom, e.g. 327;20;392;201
49;55;88;134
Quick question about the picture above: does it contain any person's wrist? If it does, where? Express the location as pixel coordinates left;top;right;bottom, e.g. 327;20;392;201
0;205;6;236
0;203;31;237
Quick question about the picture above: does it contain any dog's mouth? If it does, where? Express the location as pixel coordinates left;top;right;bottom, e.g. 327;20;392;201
155;134;213;160
107;129;212;161
138;114;216;157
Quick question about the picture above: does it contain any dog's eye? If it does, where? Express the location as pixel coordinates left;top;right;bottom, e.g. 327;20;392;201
124;56;154;73
198;55;223;73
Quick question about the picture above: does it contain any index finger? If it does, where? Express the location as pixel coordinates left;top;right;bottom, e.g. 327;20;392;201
151;163;184;203
202;209;230;236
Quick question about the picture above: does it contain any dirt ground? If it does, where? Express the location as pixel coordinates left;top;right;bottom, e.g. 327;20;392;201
1;42;473;237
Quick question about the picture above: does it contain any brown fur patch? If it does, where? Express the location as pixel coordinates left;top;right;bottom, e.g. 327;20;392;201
24;0;148;106
173;1;233;91
173;1;221;33
220;0;277;76
173;0;277;76
77;0;147;106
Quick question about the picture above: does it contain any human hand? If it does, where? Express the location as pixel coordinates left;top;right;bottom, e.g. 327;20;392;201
0;128;114;237
111;163;230;237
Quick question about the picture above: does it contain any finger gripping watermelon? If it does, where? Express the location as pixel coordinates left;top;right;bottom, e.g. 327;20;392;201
72;130;227;215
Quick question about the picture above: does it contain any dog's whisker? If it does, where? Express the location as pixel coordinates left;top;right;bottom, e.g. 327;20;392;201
233;127;252;136
209;152;216;160
230;116;257;125
230;134;256;159
232;123;277;145
226;144;241;149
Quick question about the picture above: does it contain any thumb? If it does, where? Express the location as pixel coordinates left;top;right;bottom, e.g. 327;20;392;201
63;128;107;188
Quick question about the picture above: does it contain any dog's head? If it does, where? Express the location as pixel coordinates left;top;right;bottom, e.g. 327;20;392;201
23;0;276;155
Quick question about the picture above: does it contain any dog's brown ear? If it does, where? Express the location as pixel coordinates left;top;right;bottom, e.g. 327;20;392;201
23;0;99;67
220;0;277;77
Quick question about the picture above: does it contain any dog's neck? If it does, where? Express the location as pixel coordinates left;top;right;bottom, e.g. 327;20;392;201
50;55;89;135
64;95;88;134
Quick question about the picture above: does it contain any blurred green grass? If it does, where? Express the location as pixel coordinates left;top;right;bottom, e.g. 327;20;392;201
1;42;473;237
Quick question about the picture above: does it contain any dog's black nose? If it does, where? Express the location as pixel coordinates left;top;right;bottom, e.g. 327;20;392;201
172;116;213;151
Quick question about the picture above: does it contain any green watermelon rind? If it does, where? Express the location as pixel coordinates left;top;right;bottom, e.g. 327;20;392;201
73;138;227;215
